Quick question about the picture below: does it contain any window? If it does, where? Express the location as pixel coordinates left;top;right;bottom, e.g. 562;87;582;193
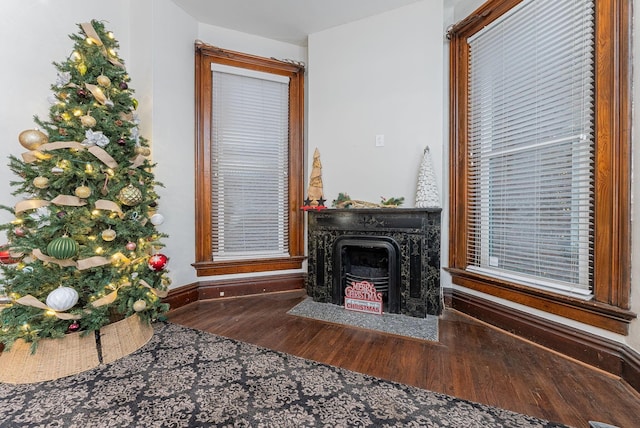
448;0;634;333
194;44;305;276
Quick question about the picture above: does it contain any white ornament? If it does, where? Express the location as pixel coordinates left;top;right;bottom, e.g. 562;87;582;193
149;213;164;225
46;286;79;312
47;93;58;106
133;299;147;312
55;71;71;87
415;146;441;208
130;126;140;143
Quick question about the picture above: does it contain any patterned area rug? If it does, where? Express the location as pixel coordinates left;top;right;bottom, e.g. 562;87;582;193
0;322;568;427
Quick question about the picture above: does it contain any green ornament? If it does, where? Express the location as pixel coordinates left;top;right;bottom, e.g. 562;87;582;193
132;98;138;110
46;236;79;260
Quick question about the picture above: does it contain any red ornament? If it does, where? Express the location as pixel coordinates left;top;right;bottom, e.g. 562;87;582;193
68;321;80;332
13;227;26;237
148;253;168;271
0;246;19;264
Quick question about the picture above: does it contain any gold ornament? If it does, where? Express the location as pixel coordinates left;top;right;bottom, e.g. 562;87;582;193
33;176;49;189
135;146;151;156
74;185;92;199
101;228;116;242
132;299;147;312
77;63;87;75
96;75;112;87
80;115;97;128
34;151;52;160
18;129;48;150
117;184;143;206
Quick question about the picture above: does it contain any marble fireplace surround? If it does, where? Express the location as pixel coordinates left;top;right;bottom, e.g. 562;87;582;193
306;208;442;318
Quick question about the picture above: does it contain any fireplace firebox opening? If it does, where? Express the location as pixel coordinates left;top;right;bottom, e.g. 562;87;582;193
334;236;400;314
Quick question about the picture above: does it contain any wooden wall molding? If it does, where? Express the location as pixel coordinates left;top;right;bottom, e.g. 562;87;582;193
164;273;305;310
445;288;640;393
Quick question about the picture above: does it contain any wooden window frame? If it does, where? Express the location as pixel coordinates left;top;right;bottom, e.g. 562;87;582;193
193;43;305;276
447;0;636;334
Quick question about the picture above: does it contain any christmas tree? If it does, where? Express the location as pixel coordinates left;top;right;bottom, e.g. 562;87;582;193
0;20;170;351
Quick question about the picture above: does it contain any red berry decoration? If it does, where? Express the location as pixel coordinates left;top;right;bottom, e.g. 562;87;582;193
148;253;168;271
117;138;126;145
76;88;87;98
119;81;128;90
14;227;26;237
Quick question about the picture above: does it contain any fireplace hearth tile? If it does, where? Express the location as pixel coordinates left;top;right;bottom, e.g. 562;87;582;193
287;297;438;342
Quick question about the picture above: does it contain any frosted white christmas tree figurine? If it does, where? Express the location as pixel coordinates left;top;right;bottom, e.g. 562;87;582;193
415;146;440;208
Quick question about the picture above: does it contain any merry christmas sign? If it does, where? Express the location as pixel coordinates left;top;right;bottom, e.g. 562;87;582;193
344;281;383;315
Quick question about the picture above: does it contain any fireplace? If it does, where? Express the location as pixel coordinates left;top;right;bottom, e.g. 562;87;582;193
335;236;400;314
306;208;441;317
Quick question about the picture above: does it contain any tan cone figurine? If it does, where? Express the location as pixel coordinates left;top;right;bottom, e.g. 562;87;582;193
307;148;324;207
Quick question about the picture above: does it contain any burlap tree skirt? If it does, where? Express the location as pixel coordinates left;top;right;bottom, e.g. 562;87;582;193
0;314;153;384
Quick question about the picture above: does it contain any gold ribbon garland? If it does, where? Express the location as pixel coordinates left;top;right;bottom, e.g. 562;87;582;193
94;199;124;217
32;249;77;267
84;83;108;105
14;278;167;318
14;199;51;215
21;141;118;168
51;195;87;207
90;279;167;308
129;154;147;169
15;295;82;320
76;256;111;271
15;199;122;219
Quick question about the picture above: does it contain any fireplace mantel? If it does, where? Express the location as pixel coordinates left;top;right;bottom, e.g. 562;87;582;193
306;208;442;317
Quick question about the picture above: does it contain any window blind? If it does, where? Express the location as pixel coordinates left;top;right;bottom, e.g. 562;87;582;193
466;0;595;297
211;64;290;259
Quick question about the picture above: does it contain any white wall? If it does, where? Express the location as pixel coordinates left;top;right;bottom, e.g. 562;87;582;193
308;1;444;208
144;0;198;287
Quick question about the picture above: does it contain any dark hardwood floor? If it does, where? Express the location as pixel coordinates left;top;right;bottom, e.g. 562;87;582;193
168;289;640;428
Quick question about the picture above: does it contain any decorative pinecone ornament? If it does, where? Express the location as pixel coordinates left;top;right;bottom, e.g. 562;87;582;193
117;184;143;206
